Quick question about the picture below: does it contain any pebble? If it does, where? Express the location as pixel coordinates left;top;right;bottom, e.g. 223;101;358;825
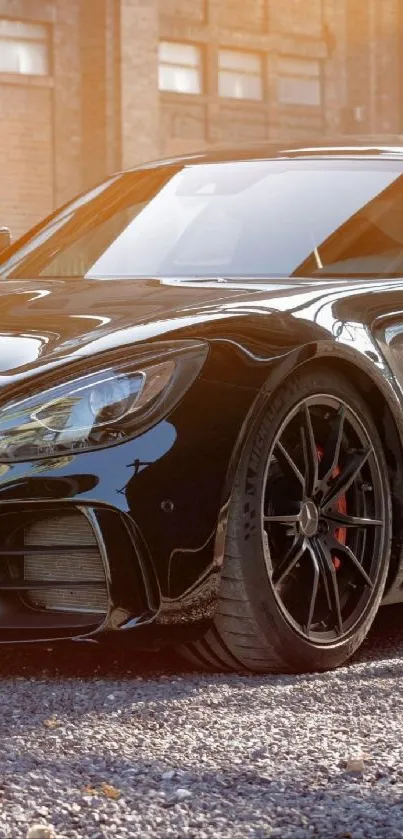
174;788;192;801
0;607;399;838
26;826;57;839
346;756;365;774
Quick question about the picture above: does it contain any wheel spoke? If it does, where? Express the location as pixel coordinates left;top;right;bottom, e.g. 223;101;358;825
275;441;305;488
300;403;318;496
323;447;372;506
272;535;306;587
328;537;374;588
264;514;300;524
305;546;320;634
319;405;345;484
307;540;332;611
325;510;383;528
314;538;343;634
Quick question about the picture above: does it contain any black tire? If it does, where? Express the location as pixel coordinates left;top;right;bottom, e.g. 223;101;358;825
182;365;392;674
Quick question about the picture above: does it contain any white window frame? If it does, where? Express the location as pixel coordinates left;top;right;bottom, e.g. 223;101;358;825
159;41;203;95
0;19;50;76
218;48;263;101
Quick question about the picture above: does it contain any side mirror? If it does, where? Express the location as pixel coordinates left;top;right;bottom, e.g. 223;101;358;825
0;227;11;255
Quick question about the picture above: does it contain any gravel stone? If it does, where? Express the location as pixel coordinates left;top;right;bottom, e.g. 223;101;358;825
173;788;192;801
0;607;401;837
26;826;57;839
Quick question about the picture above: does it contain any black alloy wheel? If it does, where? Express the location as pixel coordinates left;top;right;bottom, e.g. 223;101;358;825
183;366;391;673
262;394;385;643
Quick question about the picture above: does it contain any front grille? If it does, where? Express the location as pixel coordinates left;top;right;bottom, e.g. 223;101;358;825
23;513;108;615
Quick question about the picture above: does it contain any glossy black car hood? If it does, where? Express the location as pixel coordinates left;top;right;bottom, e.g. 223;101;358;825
0;273;391;387
0;276;317;378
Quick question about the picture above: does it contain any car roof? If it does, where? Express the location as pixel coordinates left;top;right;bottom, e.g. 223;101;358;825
128;139;403;173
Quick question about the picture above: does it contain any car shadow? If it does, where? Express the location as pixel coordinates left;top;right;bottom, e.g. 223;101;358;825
0;603;397;743
0;602;400;681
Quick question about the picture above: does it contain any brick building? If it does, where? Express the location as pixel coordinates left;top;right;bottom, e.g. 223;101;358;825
0;0;402;238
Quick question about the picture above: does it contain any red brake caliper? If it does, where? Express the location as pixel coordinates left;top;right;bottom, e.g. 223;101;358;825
317;447;346;571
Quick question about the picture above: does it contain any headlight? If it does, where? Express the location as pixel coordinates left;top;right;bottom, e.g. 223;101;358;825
0;340;207;461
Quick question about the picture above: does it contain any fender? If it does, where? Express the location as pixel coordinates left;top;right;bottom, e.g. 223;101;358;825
213;336;403;604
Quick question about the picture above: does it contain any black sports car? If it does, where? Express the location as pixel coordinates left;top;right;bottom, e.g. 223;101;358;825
1;144;403;673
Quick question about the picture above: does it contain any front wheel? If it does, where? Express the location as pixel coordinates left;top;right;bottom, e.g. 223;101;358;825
183;366;392;673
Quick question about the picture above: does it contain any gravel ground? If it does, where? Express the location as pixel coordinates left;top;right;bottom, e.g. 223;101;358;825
0;608;403;839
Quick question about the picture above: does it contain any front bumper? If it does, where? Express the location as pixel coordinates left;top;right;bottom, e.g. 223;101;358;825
0;500;157;643
0;410;226;645
0;354;258;645
0;493;222;645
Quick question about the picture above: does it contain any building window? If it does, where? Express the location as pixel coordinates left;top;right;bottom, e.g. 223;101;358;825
159;41;202;95
0;19;49;76
277;57;321;106
219;50;263;100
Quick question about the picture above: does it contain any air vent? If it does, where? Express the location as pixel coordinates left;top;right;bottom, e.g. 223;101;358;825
23;513;108;614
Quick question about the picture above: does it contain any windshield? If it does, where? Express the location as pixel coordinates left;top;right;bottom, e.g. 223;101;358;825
2;158;403;281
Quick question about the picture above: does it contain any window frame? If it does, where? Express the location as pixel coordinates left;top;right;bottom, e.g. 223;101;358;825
218;47;264;102
158;40;203;96
0;17;51;77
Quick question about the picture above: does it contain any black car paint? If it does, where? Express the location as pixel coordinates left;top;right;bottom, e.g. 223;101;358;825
2;147;403;645
0;276;402;642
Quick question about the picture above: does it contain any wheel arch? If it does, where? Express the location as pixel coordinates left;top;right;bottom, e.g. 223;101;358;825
218;341;403;603
308;355;403;603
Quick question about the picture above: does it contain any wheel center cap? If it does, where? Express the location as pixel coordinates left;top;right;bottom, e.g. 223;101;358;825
299;500;319;537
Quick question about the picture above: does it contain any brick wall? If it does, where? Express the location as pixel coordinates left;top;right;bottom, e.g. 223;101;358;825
0;0;84;238
79;0;108;191
120;0;160;169
372;0;400;134
273;0;323;37
0;82;53;238
0;0;55;238
159;0;330;154
53;0;82;205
